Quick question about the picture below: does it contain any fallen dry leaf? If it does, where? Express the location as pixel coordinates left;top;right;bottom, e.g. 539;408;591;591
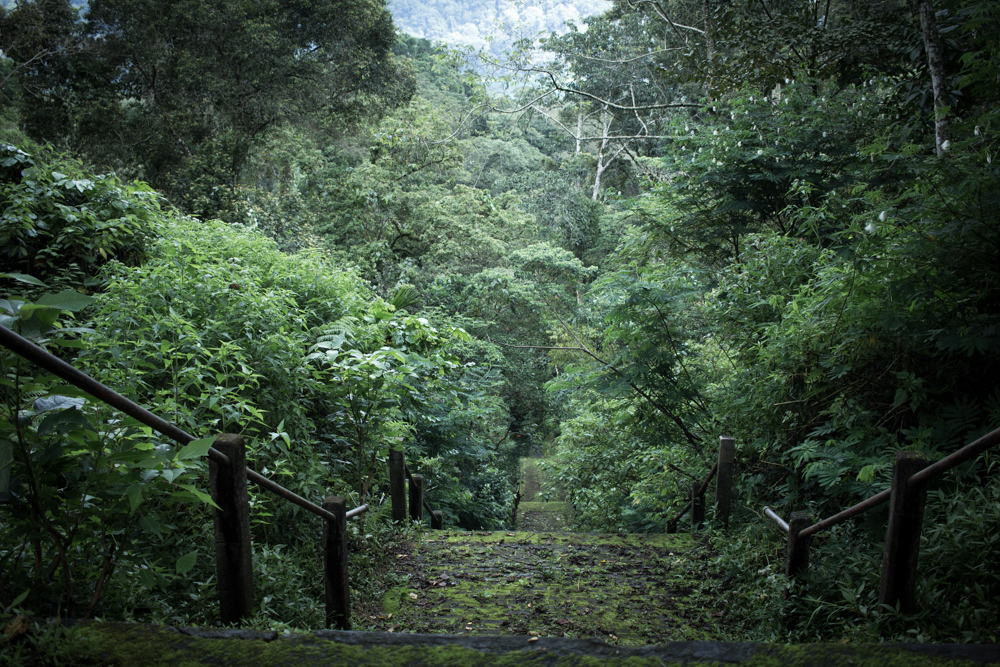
3;616;29;642
528;637;539;643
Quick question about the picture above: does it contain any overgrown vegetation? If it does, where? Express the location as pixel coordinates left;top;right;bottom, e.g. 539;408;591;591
1;0;998;647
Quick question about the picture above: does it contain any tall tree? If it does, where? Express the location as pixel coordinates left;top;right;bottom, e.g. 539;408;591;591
5;0;415;216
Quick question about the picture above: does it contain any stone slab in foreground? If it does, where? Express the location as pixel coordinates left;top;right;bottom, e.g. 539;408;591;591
35;622;1000;666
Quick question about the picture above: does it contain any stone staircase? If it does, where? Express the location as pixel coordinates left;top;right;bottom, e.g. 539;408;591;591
9;457;999;665
380;529;716;644
362;457;729;644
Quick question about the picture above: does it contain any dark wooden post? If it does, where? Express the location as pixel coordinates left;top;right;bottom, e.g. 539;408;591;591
323;495;350;630
717;436;735;529
431;510;443;530
409;474;424;522
879;451;928;613
389;449;406;524
785;511;812;579
691;482;705;530
210;434;254;626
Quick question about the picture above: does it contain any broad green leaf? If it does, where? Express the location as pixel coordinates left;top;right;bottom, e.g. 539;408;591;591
177;483;220;510
176;551;197;574
138;569;157;589
0;272;47;287
126;483;143;512
139;515;162;539
174;437;214;461
35;289;95;312
17;304;60;328
38;408;94;436
34;395;86;414
10;589;30;609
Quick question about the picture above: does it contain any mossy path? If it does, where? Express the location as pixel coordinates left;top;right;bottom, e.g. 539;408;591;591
369;458;733;645
516;457;574;531
380;530;727;645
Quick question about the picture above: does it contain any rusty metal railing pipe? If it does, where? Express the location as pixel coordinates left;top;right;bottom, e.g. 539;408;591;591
908;425;1000;488
763;506;790;533
798;425;1000;539
798;488;891;539
346;504;369;519
0;324;231;467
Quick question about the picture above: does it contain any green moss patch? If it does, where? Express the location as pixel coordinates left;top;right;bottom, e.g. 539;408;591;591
368;529;723;645
518;501;575;531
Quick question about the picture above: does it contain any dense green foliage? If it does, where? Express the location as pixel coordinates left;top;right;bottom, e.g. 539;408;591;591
1;0;998;646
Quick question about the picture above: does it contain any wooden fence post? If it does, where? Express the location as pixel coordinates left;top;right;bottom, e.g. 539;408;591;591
431;510;443;530
785;511;812;579
389;449;406;524
691;482;705;530
717;436;735;529
209;434;254;626
879;451;928;614
323;495;350;630
409;474;424;522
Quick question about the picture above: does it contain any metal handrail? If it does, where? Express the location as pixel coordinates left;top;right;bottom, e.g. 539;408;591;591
763;506;789;533
0;324;359;524
346;504;369;519
908;426;1000;487
781;424;1000;540
798;488;891;539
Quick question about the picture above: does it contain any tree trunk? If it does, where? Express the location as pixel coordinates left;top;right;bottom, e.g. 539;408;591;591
917;0;951;156
703;0;715;64
592;107;612;201
592;153;607;201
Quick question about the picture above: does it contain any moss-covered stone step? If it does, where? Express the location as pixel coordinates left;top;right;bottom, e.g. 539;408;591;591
517;501;575;531
374;530;727;644
516;459;573;532
28;622;1000;666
